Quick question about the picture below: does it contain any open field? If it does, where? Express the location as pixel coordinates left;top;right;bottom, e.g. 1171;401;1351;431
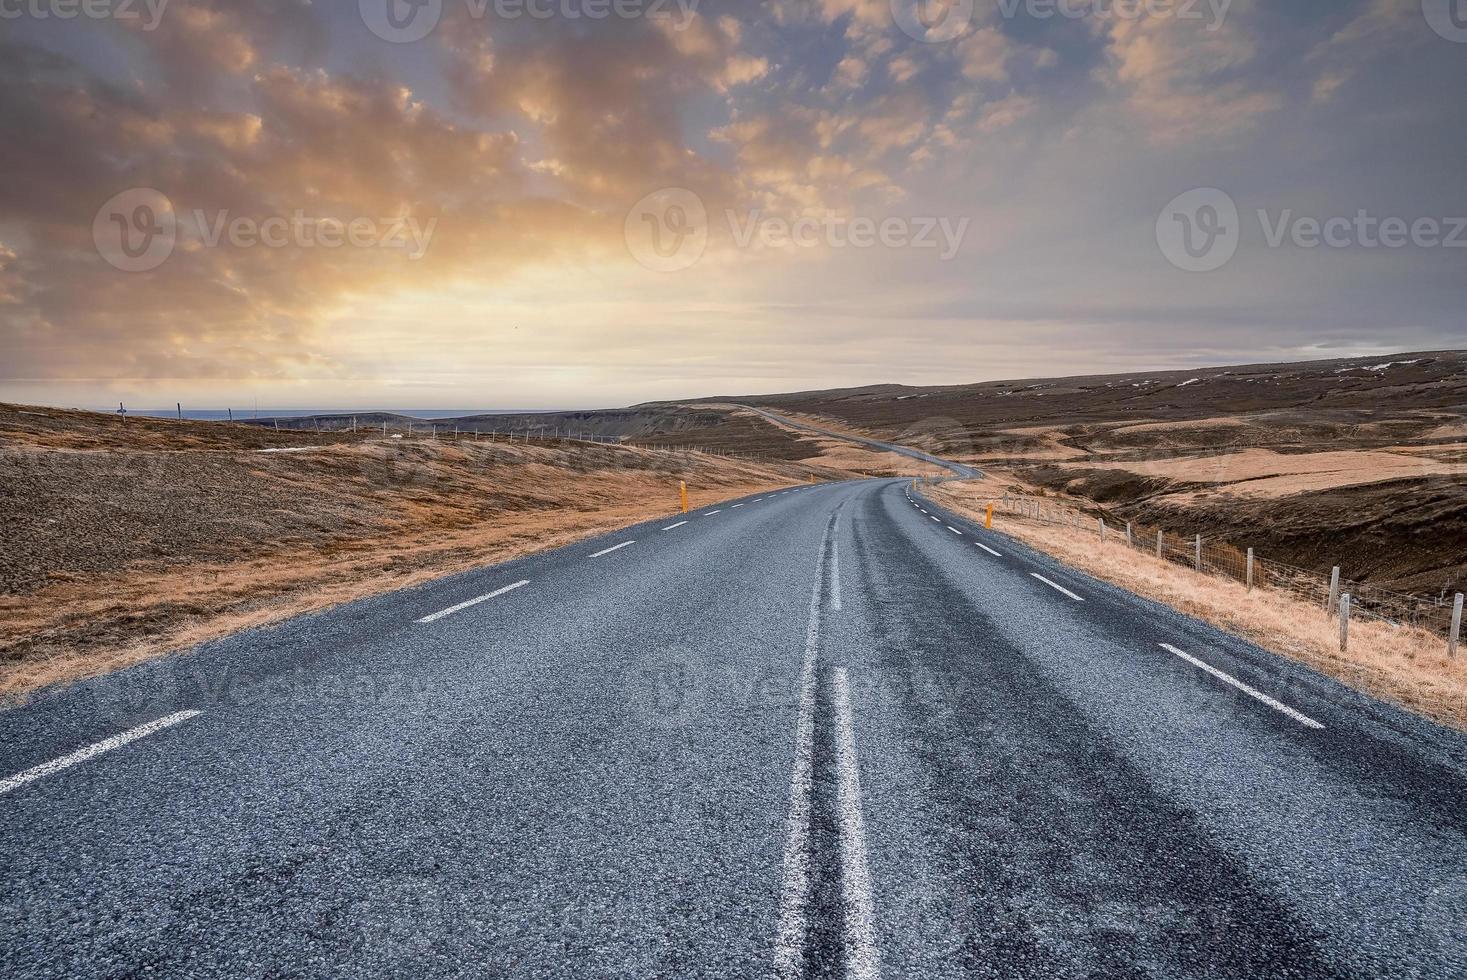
719;351;1467;597
0;403;924;701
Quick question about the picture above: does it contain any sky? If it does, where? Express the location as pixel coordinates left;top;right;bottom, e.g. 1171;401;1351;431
1;0;1464;410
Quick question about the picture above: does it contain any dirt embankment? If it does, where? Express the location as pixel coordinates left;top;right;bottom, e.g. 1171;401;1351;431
0;403;892;701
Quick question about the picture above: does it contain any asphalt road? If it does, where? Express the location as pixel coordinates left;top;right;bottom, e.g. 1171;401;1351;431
2;478;1465;978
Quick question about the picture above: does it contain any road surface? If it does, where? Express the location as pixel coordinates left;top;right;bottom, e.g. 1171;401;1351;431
2;479;1465;978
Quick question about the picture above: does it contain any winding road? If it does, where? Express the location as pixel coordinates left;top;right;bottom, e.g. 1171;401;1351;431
2;437;1465;977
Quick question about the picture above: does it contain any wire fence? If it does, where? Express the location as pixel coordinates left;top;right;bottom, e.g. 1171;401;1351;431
996;492;1464;652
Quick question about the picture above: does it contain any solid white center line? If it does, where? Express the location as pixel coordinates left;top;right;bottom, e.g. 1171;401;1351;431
948;526;963;535
1031;573;1084;602
976;542;1003;557
831;668;881;980
662;521;689;531
1159;644;1325;729
590;541;636;558
416;580;530;623
0;711;202;796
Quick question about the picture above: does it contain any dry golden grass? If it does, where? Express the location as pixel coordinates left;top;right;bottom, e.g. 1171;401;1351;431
0;429;832;702
931;478;1467;731
1107;416;1251;435
1075;447;1459;499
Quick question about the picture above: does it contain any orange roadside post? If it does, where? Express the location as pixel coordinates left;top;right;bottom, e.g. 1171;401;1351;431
985;504;994;529
680;481;689;514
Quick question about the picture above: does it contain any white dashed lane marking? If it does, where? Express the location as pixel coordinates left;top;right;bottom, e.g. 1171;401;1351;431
589;541;636;558
976;542;1002;557
0;711;202;796
1160;644;1325;730
1031;573;1084;602
662;521;689;531
417;580;531;623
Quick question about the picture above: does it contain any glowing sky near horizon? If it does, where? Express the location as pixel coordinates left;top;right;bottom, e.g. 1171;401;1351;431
2;0;1465;410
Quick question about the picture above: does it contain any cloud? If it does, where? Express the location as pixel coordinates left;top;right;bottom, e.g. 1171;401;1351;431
1097;1;1281;142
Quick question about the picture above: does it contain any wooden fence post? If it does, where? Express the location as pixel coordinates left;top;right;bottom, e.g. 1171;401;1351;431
1156;529;1163;559
1327;566;1341;617
1099;518;1106;542
1246;548;1254;591
1125;522;1133;547
1339;593;1351;652
1194;534;1202;572
1450;593;1463;658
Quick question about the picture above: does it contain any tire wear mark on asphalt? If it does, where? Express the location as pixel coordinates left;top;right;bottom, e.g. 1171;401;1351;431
844;487;1349;979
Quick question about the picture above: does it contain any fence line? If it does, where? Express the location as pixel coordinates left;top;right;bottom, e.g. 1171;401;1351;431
996;492;1463;653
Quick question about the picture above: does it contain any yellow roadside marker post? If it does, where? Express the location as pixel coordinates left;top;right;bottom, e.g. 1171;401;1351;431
680;481;689;514
985;504;994;529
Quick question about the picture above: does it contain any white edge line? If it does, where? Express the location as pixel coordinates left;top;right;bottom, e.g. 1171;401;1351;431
0;711;202;796
1031;573;1084;602
1160;643;1325;730
662;521;689;531
416;580;530;623
590;540;636;558
976;542;1002;557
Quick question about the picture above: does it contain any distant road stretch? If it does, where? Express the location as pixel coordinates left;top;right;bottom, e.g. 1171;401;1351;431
2;472;1464;976
737;404;983;479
